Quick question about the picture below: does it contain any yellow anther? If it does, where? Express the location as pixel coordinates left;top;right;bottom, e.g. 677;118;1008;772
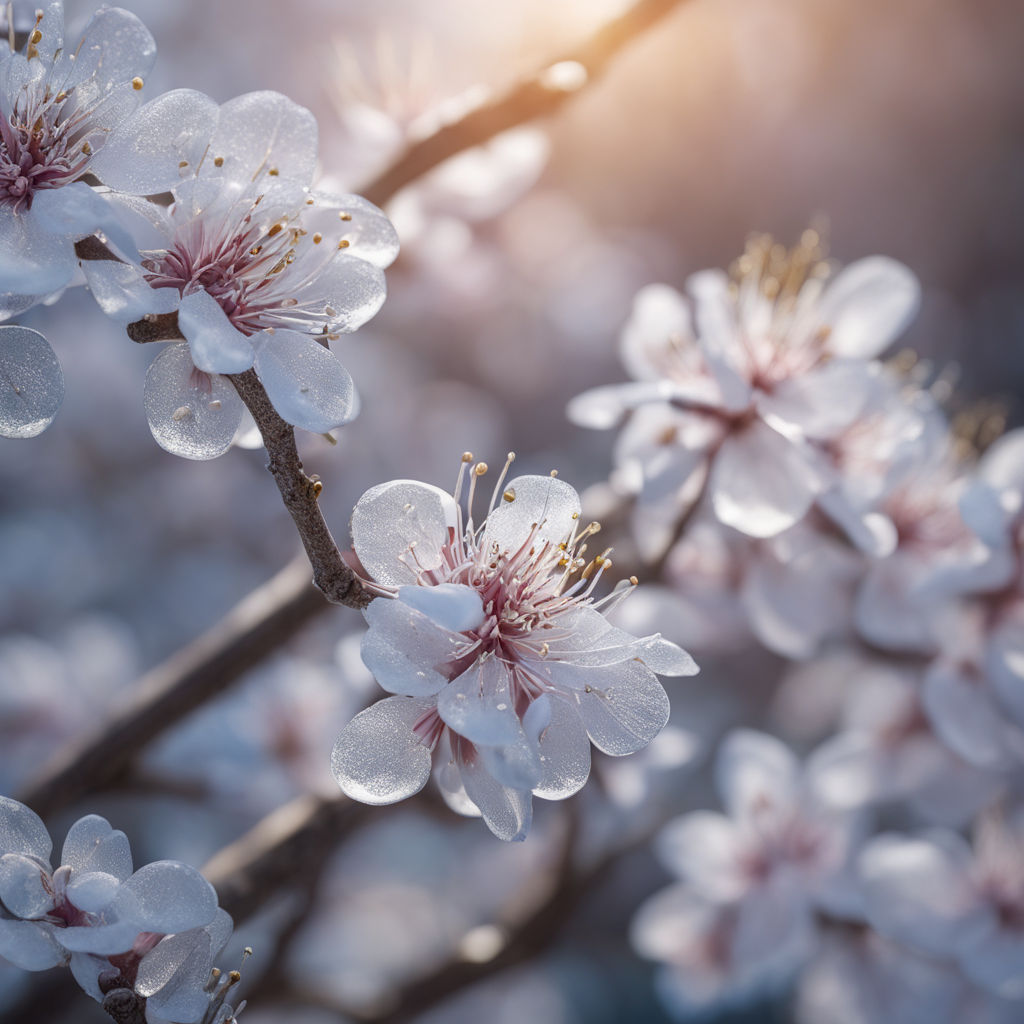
30;29;42;44
474;462;489;476
178;160;188;168
312;232;322;244
131;76;144;91
268;167;279;176
213;156;224;167
461;451;474;463
337;239;350;249
339;211;352;221
267;223;283;237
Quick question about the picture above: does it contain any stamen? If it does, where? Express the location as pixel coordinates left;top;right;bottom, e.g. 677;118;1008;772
488;451;516;512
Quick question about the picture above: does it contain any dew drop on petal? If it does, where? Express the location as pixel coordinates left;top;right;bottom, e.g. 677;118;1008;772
0;326;64;439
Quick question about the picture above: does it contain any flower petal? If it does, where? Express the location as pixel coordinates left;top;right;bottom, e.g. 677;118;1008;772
481;474;582;555
620;283;692;382
120;861;218;934
252;330;356;433
456;739;533;842
397;583;485;633
715;729;799;821
710;422;819;538
532;696;592;800
819;256;920;359
0;853;52;918
331;696;435;805
81;259;180;325
61;815;132;881
144;343;245;460
350;479;458;587
0;918;65;970
656;812;745;899
307;193;400;268
90;89;218;195
178;289;254;375
0;797;51;860
0;325;64;439
437;657;522;748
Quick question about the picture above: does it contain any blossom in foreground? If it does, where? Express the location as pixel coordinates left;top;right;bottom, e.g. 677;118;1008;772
567;232;920;558
0;2;216;319
861;811;1024;1000
0;796;238;1021
632;730;865;1017
332;455;697;840
84;90;399;459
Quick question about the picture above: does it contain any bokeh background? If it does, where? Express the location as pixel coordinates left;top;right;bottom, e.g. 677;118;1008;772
2;0;1023;1020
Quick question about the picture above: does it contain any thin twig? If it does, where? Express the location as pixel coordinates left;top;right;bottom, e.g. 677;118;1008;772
359;0;691;208
17;557;331;820
203;792;371;923
227;369;370;609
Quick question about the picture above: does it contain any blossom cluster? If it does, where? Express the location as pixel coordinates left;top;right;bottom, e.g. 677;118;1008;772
0;796;243;1023
0;1;397;457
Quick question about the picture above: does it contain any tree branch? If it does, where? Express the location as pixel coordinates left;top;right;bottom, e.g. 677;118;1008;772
227;369;371;610
17;557;331;820
359;0;691;208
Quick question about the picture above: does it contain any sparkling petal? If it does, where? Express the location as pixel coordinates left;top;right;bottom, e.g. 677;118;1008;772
0;205;77;298
437;657;523;747
570;659;670;756
456;741;533;842
120;861;218;934
0;796;51;860
532;696;592;800
481;474;582;555
350;479;458;587
65;871;121;914
0;918;65;970
90;89;219;194
361;598;460;697
61;815;132;881
178;289;254;375
144;343;245;460
296;251;387;334
252;330;356;434
0;325;64;438
0;853;52;918
307;193;400;268
81;259;180;325
205;91;318;186
137;927;213;1020
397;583;485;632
331;696;435;805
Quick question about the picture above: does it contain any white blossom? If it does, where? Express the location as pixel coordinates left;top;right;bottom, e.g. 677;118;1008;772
568;233;920;556
332;454;697;840
83;89;398;459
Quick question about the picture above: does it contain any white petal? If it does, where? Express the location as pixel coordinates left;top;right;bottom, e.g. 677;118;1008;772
61;815;132;881
478;734;543;792
121;861;218;934
65;871;121;914
456;741;533;842
296;251;387;334
350;479;458;587
979;428;1024;497
655;812;745;900
58;6;155;97
68;952;106;1001
137;928;213;1021
178;290;254;375
532;696;592;799
0;918;65;970
90;89;218;194
715;729;799;821
82;259;180;325
481;474;582;555
144;343;245;461
437;657;522;747
0;797;51;860
570;659;670;756
331;696;435;805
59;917;140;955
621;283;692;382
922;662;1015;770
307;193;400;268
0;204;77;297
819;257;920;359
859;832;986;956
361;598;459;697
710;423;819;538
0;325;64;438
688;268;753;412
252;331;355;433
397;583;485;633
757;361;876;440
205;91;318;186
30;183;139;261
566;380;682;430
0;853;52;918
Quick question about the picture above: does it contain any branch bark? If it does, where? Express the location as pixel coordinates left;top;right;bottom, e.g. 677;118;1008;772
17;557;332;820
227;369;370;610
359;0;690;208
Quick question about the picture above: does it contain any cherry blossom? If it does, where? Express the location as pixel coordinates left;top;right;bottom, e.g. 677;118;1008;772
632;729;866;1014
332;454;698;840
568;232;920;556
0;2;215;319
0;797;234;1021
860;810;1024;999
83;89;399;459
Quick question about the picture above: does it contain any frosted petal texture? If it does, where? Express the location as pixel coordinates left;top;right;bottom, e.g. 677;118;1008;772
0;796;51;860
144;343;245;460
121;861;218;934
0;326;64;438
61;815;132;881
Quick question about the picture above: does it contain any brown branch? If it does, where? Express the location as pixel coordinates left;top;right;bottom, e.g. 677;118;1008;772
17;557;332;820
203;792;370;923
227;369;371;609
360;0;691;208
